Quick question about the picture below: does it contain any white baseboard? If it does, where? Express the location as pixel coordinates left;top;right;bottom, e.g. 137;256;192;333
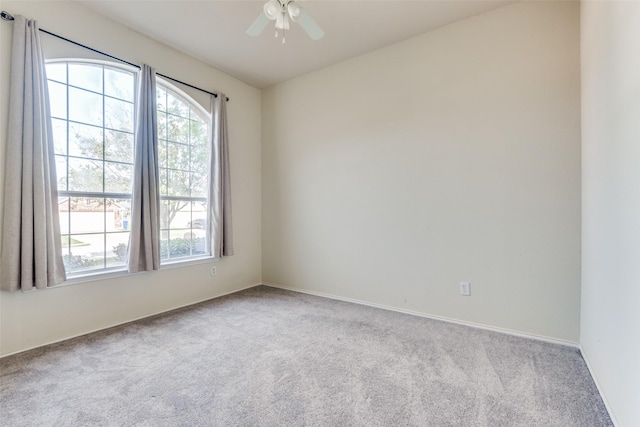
262;282;580;348
0;282;262;359
579;345;619;427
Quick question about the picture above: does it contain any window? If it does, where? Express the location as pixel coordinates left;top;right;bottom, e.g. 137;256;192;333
156;85;210;261
46;60;211;276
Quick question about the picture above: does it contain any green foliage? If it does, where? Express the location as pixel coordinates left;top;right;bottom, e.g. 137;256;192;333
112;237;206;262
113;243;128;262
63;254;103;270
160;237;206;258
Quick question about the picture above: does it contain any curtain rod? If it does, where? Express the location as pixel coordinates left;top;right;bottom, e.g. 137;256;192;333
1;10;229;102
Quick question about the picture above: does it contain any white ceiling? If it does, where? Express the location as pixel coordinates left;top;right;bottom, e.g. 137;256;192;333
78;1;514;89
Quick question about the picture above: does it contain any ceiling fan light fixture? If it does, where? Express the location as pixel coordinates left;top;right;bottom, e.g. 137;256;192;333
264;0;281;20
247;0;324;42
287;3;301;21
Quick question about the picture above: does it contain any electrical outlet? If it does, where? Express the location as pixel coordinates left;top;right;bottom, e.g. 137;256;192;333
459;282;470;296
210;266;217;277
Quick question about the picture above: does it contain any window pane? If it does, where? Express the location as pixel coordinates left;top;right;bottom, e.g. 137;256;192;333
191;142;208;173
159;168;168;194
109;198;131;231
191;236;206;255
104;162;133;194
52;118;67;155
58;197;70;234
167;115;189;143
48;80;67;120
160;238;169;260
157;112;167;140
167;91;189;117
55;155;68;191
191;171;208;198
158;140;168;168
168;142;189;171
60;232;71;260
157;82;212;262
156;86;167;111
190;200;207;233
168;199;190;230
107;232;129;268
190;108;206;122
105;130;133;163
69;63;102;93
105;98;133;132
105;197;130;266
182;202;207;255
190;117;207;143
69;122;103;160
161;199;200;260
160;199;179;261
168;170;189;196
69;87;103;126
104;68;134;102
68;158;103;192
46;63;67;84
160;199;170;232
167;237;190;260
65;233;105;273
69;197;104;234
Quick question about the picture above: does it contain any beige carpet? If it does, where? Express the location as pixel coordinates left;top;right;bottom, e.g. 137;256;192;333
0;285;612;426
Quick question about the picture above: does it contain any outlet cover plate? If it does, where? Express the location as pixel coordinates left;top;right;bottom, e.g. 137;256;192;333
459;282;470;296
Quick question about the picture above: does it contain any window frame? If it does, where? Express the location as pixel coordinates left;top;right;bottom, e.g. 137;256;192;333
155;78;212;264
46;59;214;281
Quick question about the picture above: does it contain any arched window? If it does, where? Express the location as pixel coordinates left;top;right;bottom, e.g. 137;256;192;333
45;60;212;275
156;81;210;261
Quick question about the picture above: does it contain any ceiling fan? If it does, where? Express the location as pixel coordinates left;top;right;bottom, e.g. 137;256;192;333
247;0;325;43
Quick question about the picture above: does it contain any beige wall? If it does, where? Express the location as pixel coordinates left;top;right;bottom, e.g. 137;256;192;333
0;1;262;356
262;1;581;342
581;1;640;425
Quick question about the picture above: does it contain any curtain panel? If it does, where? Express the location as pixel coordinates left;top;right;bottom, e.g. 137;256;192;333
127;64;161;272
0;15;66;291
208;94;233;258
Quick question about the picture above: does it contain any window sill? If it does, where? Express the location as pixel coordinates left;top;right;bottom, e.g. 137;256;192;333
39;256;218;291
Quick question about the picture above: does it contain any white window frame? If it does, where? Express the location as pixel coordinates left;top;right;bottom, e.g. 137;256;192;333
156;78;212;264
46;59;214;280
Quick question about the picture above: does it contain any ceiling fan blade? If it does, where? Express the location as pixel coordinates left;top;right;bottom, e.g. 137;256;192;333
246;12;271;37
297;10;324;40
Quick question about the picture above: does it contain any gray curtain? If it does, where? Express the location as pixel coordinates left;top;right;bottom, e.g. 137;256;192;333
0;15;66;291
208;94;234;258
127;64;160;272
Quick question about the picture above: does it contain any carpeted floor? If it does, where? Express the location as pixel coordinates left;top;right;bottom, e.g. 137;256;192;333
0;285;612;426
